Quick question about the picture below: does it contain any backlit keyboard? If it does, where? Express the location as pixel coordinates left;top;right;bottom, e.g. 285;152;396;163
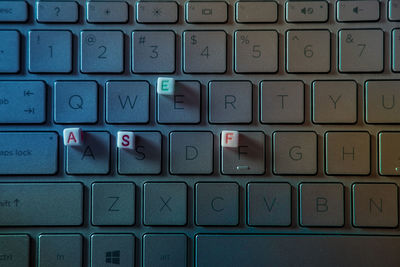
1;0;400;266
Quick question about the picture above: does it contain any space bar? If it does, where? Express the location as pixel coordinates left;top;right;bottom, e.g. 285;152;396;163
196;234;400;267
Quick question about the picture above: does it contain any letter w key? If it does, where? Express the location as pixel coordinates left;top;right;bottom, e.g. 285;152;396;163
106;81;150;123
119;95;137;109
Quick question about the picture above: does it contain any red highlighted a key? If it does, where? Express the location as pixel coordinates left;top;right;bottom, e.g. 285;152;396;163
63;128;82;146
221;130;239;148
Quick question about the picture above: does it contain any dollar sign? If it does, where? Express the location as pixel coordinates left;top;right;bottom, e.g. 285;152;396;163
191;35;197;45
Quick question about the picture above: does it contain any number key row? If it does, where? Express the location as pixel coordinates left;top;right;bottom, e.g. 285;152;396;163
0;29;398;74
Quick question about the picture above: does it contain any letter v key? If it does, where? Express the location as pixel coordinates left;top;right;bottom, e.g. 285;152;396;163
263;197;277;212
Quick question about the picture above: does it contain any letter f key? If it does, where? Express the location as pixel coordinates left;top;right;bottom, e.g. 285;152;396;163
221;130;239;148
117;131;134;150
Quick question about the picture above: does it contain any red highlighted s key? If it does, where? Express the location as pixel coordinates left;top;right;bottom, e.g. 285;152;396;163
117;131;134;150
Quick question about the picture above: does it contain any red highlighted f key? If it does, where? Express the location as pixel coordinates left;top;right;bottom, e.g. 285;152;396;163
221;130;239;148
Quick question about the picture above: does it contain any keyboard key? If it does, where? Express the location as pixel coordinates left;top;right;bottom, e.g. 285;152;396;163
86;1;128;23
66;131;110;174
38;234;82;267
235;1;277;23
286;30;331;73
80;30;124;73
353;183;398;227
285;1;329;22
196;183;239;226
54;81;98;124
157;81;201;123
185;1;227;23
260;81;304;124
63;128;82;146
325;131;370;175
118;131;162;174
389;0;400;21
92;182;135;226
209;81;252;123
91;234;135;267
0;81;45;124
36;1;79;23
0;31;20;73
221;130;239;148
157;77;175;95
221;131;265;175
0;235;29;267
183;31;226;73
0;1;28;22
0;132;57;175
379;132;400;176
365;80;400;123
169;131;213;174
132;31;175;73
28;30;72;73
106;81;149;124
195;235;400;267
337;0;380;22
143;182;187;226
338;29;383;73
299;183;344;227
234;30;278;73
312;80;357;124
136;1;178;23
273;131;317;175
143;234;187;267
393;29;400;72
0;183;82;225
247;183;291;226
117;131;134;149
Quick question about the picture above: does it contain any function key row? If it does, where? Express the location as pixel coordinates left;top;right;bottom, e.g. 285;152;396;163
1;1;400;24
1;29;399;74
1;130;399;176
0;80;399;125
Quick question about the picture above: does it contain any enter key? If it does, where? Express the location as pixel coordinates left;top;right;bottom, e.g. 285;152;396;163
379;132;400;176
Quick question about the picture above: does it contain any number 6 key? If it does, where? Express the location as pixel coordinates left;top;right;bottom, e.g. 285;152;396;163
286;30;331;73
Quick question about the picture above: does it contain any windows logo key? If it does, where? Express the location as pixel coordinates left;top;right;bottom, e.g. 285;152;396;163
105;250;120;265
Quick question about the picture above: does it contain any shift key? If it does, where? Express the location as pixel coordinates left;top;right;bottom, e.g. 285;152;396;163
0;183;83;226
0;81;46;123
0;132;58;175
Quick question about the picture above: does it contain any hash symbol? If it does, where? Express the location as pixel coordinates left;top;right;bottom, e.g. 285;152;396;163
139;36;146;45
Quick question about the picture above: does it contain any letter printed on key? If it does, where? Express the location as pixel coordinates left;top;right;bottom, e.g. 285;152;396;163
221;131;239;148
63;128;82;146
117;131;134;150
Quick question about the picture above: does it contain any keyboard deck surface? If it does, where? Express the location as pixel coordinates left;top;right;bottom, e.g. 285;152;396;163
0;0;400;266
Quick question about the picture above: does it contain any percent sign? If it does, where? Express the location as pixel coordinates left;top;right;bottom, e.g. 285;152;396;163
240;35;250;44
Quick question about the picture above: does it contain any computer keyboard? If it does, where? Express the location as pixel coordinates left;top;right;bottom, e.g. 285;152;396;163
0;0;400;266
